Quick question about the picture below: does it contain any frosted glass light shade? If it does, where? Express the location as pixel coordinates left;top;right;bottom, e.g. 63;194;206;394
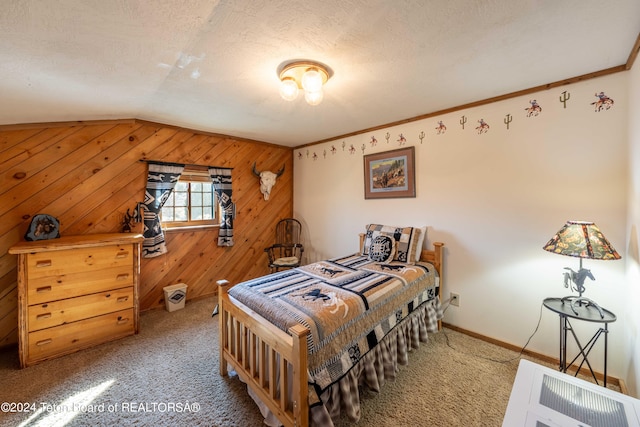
304;90;323;106
279;78;299;101
301;68;323;93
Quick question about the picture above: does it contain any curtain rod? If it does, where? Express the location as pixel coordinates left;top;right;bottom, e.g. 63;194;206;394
138;159;233;170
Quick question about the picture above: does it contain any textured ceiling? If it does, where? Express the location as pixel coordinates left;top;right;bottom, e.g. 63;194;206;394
1;1;639;147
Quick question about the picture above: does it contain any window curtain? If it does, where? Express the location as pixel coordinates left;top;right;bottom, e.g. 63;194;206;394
141;162;185;258
209;167;234;246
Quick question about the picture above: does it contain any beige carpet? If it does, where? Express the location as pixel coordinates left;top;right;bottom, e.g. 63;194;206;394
0;296;618;427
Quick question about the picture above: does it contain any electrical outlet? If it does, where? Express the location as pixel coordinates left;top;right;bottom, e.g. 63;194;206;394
450;292;460;307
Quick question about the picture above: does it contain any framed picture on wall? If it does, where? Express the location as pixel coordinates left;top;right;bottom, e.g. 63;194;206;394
364;146;416;199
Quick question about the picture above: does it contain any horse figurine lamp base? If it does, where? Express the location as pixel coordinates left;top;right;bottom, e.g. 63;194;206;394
560;258;604;318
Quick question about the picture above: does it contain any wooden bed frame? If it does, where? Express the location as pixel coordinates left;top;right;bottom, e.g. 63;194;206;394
217;237;444;427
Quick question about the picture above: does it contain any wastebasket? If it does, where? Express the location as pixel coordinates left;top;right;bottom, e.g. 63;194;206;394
163;283;187;312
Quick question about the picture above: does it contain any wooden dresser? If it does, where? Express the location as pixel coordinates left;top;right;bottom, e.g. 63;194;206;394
9;233;144;368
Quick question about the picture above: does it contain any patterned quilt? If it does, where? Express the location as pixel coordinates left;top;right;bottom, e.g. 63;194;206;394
227;253;441;397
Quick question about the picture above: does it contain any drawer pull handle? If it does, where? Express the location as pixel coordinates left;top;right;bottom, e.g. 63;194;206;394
116;274;129;281
115;252;129;259
36;313;52;320
117;317;130;325
36;286;52;293
36;339;52;346
36;260;52;268
117;296;129;303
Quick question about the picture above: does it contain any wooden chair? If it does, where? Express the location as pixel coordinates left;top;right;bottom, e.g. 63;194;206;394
264;218;304;272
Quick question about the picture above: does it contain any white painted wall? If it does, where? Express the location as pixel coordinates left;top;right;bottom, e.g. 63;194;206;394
625;58;640;397
294;72;633;388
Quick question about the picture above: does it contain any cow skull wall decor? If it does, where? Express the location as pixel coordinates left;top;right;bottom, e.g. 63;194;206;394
252;162;285;200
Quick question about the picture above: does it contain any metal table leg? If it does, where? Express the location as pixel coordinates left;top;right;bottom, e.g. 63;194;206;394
560;314;567;373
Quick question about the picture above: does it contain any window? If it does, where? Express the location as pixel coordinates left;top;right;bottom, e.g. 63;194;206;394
160;166;219;229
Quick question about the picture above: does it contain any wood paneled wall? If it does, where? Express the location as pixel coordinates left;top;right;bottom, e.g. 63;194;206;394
0;120;293;347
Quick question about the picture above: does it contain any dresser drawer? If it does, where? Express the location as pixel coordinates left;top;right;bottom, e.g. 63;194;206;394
27;265;134;305
27;308;135;364
26;244;134;280
28;287;134;332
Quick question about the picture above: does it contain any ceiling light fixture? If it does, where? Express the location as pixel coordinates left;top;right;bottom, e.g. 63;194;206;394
278;60;332;106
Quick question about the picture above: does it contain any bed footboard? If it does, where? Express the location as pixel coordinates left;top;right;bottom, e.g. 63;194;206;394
217;280;310;427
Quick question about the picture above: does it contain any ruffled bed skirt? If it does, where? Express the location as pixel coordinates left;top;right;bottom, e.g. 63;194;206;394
309;297;443;426
234;297;443;427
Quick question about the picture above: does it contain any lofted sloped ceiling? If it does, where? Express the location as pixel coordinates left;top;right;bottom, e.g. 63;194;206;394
1;0;639;147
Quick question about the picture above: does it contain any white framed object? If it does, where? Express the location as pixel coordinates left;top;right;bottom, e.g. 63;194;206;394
503;359;640;427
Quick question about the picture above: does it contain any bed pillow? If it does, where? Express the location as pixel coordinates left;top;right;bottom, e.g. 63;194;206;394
362;224;422;264
414;226;427;262
368;234;396;263
402;227;421;264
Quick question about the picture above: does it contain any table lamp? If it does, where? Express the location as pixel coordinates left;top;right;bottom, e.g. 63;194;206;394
543;221;620;318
